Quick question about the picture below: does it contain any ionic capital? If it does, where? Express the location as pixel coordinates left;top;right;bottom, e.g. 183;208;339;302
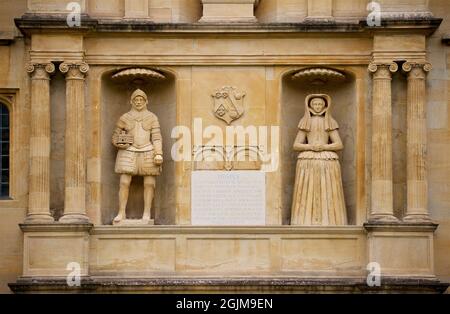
402;61;432;79
59;62;89;80
368;62;398;79
26;62;56;80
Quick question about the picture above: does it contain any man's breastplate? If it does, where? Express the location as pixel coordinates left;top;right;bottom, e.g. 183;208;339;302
127;121;153;152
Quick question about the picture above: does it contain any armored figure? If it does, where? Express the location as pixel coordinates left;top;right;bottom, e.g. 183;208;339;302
112;89;163;225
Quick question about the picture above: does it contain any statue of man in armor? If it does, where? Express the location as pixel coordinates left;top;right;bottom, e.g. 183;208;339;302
112;89;163;225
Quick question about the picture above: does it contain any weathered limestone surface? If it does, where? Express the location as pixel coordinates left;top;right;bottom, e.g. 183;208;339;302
59;62;90;224
428;0;450;293
10;277;449;294
25;62;55;224
200;0;259;23
368;62;399;223
0;0;449;294
403;62;433;223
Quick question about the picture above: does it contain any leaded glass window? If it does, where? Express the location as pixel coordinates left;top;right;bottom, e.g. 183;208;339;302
0;103;9;198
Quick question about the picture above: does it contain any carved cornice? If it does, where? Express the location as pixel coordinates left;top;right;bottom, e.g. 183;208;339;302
14;15;443;36
25;62;55;80
86;54;371;66
59;62;89;80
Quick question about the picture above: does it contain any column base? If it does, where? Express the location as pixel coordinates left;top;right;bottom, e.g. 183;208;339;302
368;214;400;224
59;214;90;224
24;214;54;224
403;214;432;223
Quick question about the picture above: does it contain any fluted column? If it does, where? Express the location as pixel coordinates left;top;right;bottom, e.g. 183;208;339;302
402;61;433;223
368;62;399;223
25;63;55;223
59;62;90;224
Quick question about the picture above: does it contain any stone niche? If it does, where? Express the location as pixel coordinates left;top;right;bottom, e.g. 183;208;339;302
100;68;176;225
281;68;358;225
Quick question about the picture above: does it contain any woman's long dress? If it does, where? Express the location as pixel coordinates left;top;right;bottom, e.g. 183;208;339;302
291;116;348;226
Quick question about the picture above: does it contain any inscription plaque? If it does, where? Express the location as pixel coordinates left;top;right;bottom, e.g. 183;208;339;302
191;171;266;226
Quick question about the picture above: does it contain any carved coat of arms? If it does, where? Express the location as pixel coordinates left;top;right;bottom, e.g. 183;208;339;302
212;86;246;124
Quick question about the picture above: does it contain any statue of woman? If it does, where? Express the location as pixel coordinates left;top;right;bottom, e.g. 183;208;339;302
291;94;347;226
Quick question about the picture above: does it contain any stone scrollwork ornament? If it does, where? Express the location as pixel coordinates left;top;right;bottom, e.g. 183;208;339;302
59;62;90;74
212;86;246;125
402;61;432;76
368;62;399;75
26;62;56;79
59;62;90;80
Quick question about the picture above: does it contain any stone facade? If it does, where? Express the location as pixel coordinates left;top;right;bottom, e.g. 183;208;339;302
0;0;449;293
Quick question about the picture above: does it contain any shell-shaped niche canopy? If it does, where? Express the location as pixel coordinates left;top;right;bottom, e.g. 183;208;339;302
111;68;166;85
292;67;347;86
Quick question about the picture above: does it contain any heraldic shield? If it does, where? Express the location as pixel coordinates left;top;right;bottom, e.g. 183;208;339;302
212;86;246;125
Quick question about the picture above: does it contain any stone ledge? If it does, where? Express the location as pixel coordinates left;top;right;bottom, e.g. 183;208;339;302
364;222;438;233
20;223;94;233
91;225;366;235
443;34;450;45
14;15;442;35
0;31;16;45
9;277;449;294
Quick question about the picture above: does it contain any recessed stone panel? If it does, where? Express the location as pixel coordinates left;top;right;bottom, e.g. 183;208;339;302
185;238;271;273
92;238;176;274
281;237;363;273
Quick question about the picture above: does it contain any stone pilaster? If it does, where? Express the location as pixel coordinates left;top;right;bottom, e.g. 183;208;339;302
59;62;90;224
368;62;399;223
402;61;433;223
25;63;56;223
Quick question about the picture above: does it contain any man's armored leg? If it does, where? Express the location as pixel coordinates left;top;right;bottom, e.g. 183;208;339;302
143;176;156;221
114;174;132;223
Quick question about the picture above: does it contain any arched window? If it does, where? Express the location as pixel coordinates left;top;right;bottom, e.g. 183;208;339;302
0;103;9;198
